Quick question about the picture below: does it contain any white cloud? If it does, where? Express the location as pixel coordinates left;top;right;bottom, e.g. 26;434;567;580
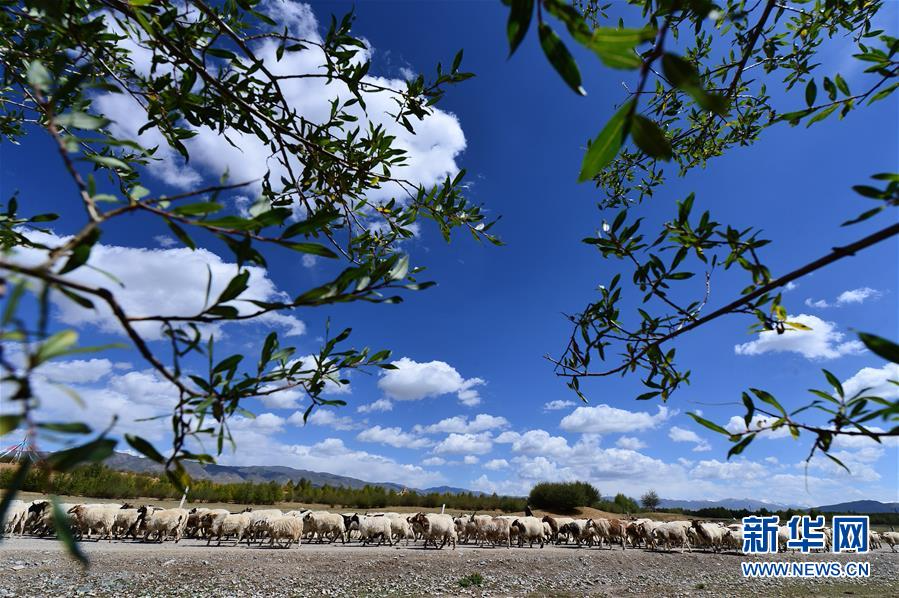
290;408;357;431
301;254;318;269
615;436;647;450
356;425;431;449
413;414;508;435
559;404;673;434
432;432;493;455
495;429;571;458
95;2;467;207
9;231;305;341
804;287;882;309
256;385;305;410
422;457;446;466
690;459;768;480
734;314;864;359
222;436;444;488
37;358;114;384
836;287;881;305
356;398;394;414
484;458;509;470
154;235;177;248
725;415;792;439
668;426;711;452
463;455;479;465
378;357;485;406
840;363;899;400
543;399;576;411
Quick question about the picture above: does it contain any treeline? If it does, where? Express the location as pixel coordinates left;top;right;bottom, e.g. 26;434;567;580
0;463;527;512
664;505;899;526
528;481;640;515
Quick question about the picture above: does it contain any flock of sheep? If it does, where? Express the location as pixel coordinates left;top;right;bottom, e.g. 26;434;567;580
4;498;899;553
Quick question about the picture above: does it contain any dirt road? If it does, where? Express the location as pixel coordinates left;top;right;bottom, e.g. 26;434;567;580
1;536;897;597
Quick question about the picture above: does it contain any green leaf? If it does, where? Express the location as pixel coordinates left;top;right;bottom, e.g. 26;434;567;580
51;496;87;566
279;241;338;258
805;80;817;107
506;0;535;56
578;100;633;182
585;28;655;69
216;270;249;304
85;154;131;171
165;218;196;249
37;422;91;434
822;369;844;397
538;23;585;96
687;412;730;436
727;433;756;458
630;115;672;160
661;53;729;115
59;228;100;274
55;112;109;131
858;332;899;364
172;202;222;216
47;437;116;472
125;434;165;463
27;60;51;90
2;280;26;326
0;414;22;436
750;388;786;416
34;330;78;365
834;74;850;96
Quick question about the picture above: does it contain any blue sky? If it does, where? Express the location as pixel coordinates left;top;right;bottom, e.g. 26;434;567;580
1;1;897;506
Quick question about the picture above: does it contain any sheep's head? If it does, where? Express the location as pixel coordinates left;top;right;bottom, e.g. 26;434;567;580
121;503;135;510
28;501;48;515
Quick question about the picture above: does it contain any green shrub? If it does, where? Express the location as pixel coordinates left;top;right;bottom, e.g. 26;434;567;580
458;573;484;588
528;481;600;513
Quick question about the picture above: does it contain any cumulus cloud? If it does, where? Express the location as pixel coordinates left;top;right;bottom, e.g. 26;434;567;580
36;358;114;384
615;436;647;450
559;404;673;434
422;457;446;466
356;425;431;449
463;455;479;465
734;314;864;359
256;385;305;410
432;432;493;455
484;458;509;470
495;429;571;458
9;231;305;341
690;459;768;480
290;409;357;431
840;363;899;400
94;1;466;206
804;287;882;309
357;399;394;414
413;414;508;435
543;399;576;411
668;426;711;452
378;357;485;406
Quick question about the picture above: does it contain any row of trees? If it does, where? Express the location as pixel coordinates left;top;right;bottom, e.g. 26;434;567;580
0;463;527;512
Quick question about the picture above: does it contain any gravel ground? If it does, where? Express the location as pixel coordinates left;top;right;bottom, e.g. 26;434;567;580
1;537;896;597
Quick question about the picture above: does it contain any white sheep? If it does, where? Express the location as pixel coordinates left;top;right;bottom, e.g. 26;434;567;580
142;508;189;543
387;514;415;545
652;521;692;552
411;513;456;549
882;531;899;551
352;515;393;547
302;511;346;543
511;516;545;548
207;512;252;546
67;505;117;541
263;515;304;548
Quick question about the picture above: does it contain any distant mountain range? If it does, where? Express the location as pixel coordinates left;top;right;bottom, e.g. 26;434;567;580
814;500;899;514
658;498;798;511
104;454;893;510
104;453;480;495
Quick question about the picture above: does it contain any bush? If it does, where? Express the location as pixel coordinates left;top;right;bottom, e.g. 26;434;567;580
528;481;600;513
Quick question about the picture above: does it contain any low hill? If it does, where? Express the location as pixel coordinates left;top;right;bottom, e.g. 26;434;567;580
104;452;405;491
658;498;797;511
814;500;899;514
